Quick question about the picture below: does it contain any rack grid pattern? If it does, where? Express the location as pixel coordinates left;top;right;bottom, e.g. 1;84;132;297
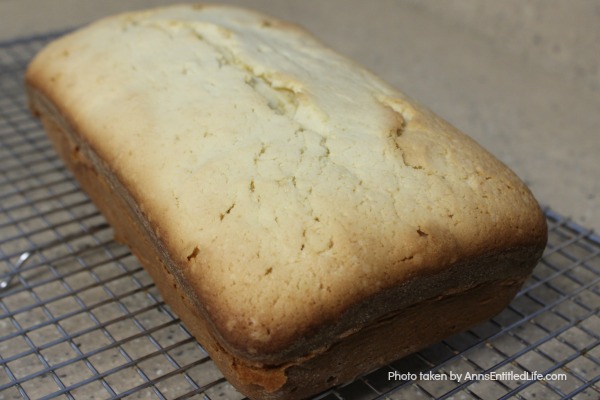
1;32;599;400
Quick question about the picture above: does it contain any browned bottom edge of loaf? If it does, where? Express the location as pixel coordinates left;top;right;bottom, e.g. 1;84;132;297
31;95;536;400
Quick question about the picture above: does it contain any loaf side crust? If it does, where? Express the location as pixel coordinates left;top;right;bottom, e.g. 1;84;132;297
26;2;547;371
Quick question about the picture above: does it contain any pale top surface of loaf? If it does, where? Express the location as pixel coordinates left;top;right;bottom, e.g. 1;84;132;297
27;5;545;356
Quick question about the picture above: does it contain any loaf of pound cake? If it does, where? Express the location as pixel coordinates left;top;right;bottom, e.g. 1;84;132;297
26;4;548;399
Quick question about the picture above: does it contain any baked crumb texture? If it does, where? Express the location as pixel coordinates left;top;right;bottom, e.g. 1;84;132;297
26;4;547;399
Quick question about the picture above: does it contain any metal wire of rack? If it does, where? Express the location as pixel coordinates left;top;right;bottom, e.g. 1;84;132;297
1;32;599;400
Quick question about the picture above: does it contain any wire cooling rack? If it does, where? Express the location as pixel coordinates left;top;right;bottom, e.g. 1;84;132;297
1;32;599;400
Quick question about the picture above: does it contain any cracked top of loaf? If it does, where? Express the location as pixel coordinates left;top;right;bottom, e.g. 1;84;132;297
26;4;547;363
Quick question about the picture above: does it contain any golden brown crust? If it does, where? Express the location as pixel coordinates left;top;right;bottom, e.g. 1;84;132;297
26;4;547;398
27;82;545;399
